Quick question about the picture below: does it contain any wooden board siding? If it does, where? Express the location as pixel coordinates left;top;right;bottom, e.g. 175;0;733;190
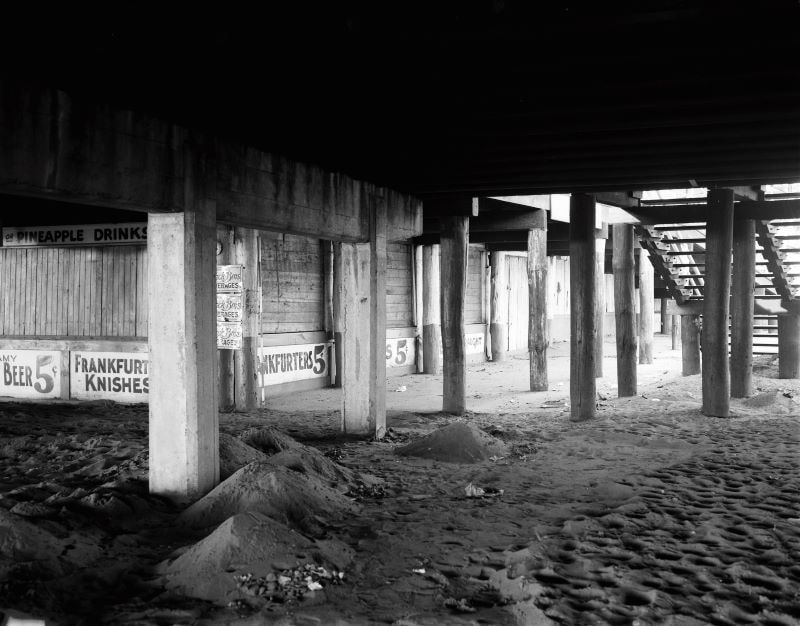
386;242;413;329
0;246;147;338
465;244;484;325
507;254;529;351
260;234;324;334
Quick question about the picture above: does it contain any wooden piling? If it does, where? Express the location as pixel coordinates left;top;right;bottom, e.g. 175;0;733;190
681;314;701;375
612;224;637;397
702;188;734;417
730;218;755;397
638;248;654;364
528;225;548;391
778;312;800;378
422;245;442;374
569;194;597;420
440;215;469;414
490;251;507;362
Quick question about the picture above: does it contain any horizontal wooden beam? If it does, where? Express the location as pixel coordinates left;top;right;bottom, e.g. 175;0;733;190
631;199;800;224
422;208;546;233
423;197;479;218
595;191;642;209
666;298;790;316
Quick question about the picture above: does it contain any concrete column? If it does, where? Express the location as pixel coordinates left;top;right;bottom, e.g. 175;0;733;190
216;225;235;411
681;314;701;375
490;251;508;361
594;229;607;377
422;244;442;374
323;240;336;384
612;224;637;397
369;195;387;438
528;226;548;391
638;248;654;364
440;215;469;414
702;188;735;417
338;243;370;432
730;218;755;397
233;228;260;410
332;243;344;388
148;185;218;500
569;193;597;421
414;245;424;373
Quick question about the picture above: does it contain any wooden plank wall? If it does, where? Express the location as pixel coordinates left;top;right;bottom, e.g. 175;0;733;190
260;233;324;334
465;244;484;325
386;242;413;329
507;254;529;351
0;246;147;337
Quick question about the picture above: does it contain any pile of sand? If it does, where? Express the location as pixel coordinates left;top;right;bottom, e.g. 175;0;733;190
396;422;510;463
178;462;360;532
161;511;354;605
219;434;268;480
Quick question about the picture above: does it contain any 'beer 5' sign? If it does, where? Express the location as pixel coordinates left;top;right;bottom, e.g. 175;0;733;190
0;350;61;399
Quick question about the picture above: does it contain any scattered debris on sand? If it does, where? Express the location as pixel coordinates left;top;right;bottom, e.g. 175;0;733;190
396;421;510;463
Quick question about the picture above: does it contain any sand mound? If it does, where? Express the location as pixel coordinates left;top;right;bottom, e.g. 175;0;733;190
178;463;359;531
396;422;510;463
219;433;268;480
0;509;62;563
162;511;354;605
238;427;358;488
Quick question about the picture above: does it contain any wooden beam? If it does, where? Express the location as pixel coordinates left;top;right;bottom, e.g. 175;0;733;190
440;215;469;414
216;225;235;411
423;209;545;233
595;191;642;209
528;228;548;391
424;198;479;219
233;227;260;410
730;218;755;398
612;224;637;397
702;188;734;417
369;195;388;438
632;199;800;224
595;235;606;377
569;193;597;421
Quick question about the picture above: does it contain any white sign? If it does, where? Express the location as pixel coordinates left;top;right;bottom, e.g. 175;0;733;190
2;224;146;247
0;350;62;399
70;352;149;402
386;337;415;368
217;293;244;322
466;332;485;355
218;322;243;349
216;265;243;293
257;343;329;386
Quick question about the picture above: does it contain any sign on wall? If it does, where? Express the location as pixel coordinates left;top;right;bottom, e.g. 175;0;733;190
386;337;415;368
257;343;329;387
466;332;485;355
2;224;147;247
70;352;149;403
0;350;62;399
217;264;244;349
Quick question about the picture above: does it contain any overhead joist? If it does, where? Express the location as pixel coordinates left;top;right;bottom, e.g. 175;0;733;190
631;200;800;224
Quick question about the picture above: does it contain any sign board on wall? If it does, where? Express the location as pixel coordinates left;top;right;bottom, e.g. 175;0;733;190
70;352;149;403
386;337;415;368
0;350;62;399
2;224;147;247
257;343;329;387
466;332;485;355
217;264;244;349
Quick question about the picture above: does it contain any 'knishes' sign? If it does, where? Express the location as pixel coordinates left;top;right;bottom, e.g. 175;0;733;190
2;224;147;247
70;352;149;403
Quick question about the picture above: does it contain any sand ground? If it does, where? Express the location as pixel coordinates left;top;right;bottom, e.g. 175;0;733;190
0;335;798;625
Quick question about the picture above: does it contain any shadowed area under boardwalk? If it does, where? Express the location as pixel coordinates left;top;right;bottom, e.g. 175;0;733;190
0;340;798;624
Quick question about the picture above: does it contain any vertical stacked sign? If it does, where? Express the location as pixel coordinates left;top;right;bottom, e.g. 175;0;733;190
217;265;244;349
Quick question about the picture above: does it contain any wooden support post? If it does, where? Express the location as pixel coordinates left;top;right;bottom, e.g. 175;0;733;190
422;244;442;374
661;299;672;334
440;215;469;414
569;193;597;420
233;227;260;410
638;248;654;364
148;152;218;500
702;188;734;417
490;251;508;361
778;313;800;378
730;218;755;397
369;195;387;438
323;240;336;385
414;245;424;373
672;314;680;350
528;226;548;391
594;231;607;377
216;225;235;411
338;242;371;432
681;315;701;375
612;224;637;397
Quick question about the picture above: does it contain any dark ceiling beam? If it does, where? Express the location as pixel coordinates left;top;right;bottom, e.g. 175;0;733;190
629;200;800;224
595;192;642;209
